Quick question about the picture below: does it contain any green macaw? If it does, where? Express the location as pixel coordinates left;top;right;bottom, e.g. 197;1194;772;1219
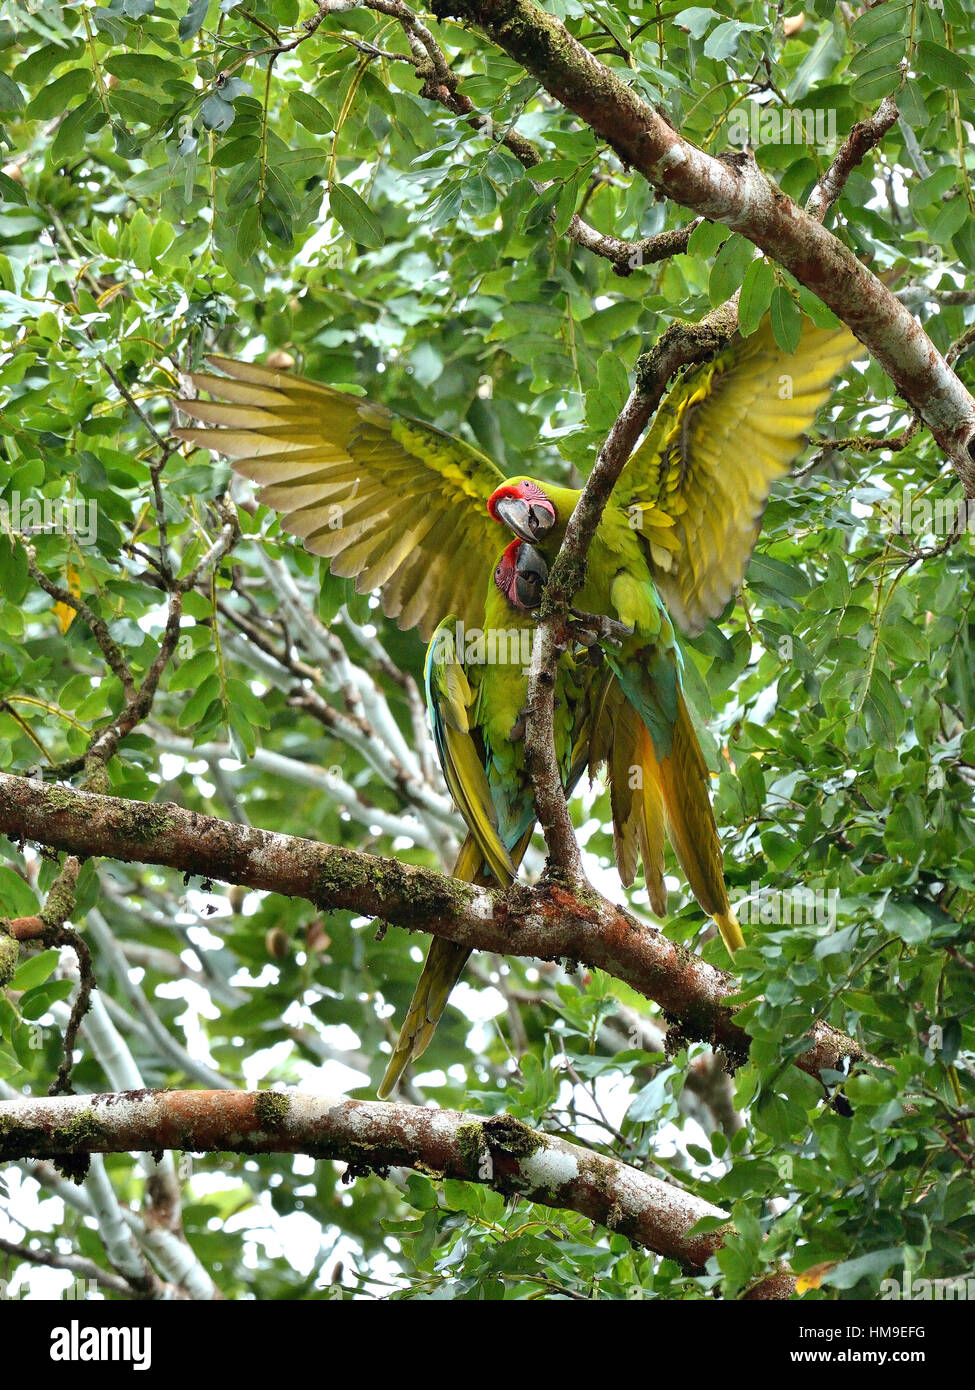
378;538;606;1097
173;358;635;1095
486;316;859;956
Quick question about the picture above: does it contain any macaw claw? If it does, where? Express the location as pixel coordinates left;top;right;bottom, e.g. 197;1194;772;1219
567;607;634;649
510;697;562;741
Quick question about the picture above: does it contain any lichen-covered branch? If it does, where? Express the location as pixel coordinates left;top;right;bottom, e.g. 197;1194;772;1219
0;1234;133;1298
806;95;899;223
0;773;862;1083
430;0;975;489
0;1087;786;1288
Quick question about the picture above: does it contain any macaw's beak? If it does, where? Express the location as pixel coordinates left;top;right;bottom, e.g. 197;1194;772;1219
512;542;549;611
494;494;557;542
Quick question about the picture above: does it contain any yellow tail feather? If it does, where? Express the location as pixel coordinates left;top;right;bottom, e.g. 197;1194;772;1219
377;937;473;1099
378;826;532;1098
714;910;745;956
655;694;743;960
609;705;667;915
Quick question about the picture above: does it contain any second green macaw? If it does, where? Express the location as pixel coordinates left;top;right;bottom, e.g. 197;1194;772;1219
379;537;601;1097
486;317;858;956
490;479;743;954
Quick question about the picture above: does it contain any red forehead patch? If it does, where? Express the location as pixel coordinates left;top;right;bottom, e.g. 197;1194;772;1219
487;479;549;520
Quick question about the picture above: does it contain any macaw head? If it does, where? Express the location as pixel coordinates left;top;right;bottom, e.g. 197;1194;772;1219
493;539;549;612
488;477;557;543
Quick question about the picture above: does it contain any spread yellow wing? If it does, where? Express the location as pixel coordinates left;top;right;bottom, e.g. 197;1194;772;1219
617;315;860;635
175;357;507;639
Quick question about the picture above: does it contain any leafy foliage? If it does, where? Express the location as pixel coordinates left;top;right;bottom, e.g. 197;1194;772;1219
1;0;974;1302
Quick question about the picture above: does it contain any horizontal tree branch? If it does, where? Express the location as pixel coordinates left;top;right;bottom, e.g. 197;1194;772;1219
0;1234;133;1299
0;1087;790;1291
0;773;863;1084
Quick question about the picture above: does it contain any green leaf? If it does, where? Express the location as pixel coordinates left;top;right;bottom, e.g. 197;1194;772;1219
20;979;75;1021
179;673;222;727
225;678;271;729
236;203;261;261
0;171;27;206
179;0;210;40
928;195;969;246
329;184;384;249
850;2;908;45
739;757;765;817
753;1091;807;1142
687;219;726;259
0;865;39;917
863;669;904;747
703;20;759;61
25;68;92;119
149;218;175;262
674;8;719;41
850;66;901;105
849;35;907;77
737;260;774;336
0;74;25;112
769;284;801;354
104;54;184;87
953;219;975;271
709;232;753;305
884;902;932;945
916;41;973;90
553;178;578;236
823;1248;903;1289
288;91;334;135
228;706;256;760
10;949;60;993
747;552;810;605
170;650;217;693
129;207;153;272
200;94;235;132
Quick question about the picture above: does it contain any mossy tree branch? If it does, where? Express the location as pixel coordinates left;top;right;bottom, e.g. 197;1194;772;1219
524;297;742;877
0;773;862;1084
0;1086;791;1293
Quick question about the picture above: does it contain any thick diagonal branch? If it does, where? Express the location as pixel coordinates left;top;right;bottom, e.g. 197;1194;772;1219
524;300;741;874
431;0;975;489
